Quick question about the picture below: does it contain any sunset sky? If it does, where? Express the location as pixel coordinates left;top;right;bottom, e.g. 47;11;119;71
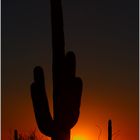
2;0;138;140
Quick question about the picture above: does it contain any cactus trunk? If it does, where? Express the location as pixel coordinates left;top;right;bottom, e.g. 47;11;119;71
14;129;18;140
52;131;70;140
51;0;69;140
108;120;112;140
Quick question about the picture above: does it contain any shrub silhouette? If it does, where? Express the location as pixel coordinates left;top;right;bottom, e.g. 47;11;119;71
30;0;83;140
13;129;45;140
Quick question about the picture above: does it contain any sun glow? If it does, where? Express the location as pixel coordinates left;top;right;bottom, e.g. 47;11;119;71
72;135;87;140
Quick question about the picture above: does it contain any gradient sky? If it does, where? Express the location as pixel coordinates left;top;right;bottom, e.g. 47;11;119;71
2;0;139;140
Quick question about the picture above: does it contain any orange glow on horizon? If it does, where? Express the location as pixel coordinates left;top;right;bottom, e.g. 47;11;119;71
2;88;138;140
72;135;87;140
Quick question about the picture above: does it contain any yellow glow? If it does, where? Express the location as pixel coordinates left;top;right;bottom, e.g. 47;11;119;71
73;135;87;140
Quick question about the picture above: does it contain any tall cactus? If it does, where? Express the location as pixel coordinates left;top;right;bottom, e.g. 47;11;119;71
30;0;83;140
14;129;18;140
108;120;112;140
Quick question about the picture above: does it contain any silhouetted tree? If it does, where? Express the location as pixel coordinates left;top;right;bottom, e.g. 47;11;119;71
30;0;83;140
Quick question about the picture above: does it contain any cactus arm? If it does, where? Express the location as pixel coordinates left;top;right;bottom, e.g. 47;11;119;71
60;77;83;130
57;52;82;129
31;66;54;137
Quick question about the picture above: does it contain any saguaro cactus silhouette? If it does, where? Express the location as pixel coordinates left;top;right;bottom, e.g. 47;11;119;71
14;129;18;140
30;0;83;140
108;120;112;140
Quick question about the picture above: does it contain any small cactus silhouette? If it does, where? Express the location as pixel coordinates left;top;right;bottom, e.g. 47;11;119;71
30;0;83;140
108;120;112;140
14;129;18;140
